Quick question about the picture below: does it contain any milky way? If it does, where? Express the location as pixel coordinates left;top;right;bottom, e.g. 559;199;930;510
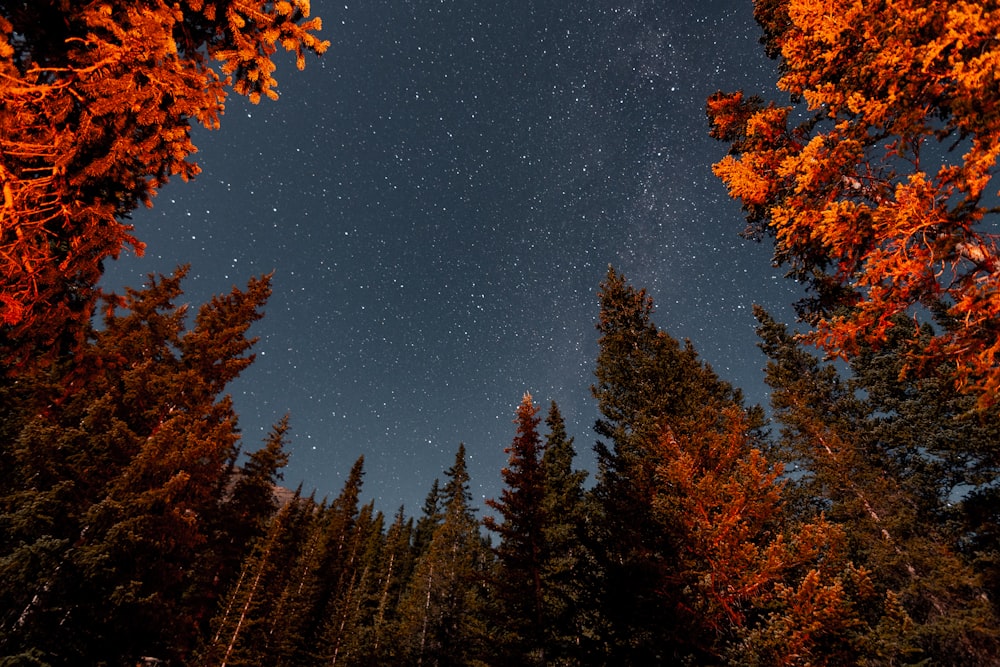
102;0;805;514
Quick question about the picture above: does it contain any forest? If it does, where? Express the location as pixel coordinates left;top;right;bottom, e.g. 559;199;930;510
2;0;1000;665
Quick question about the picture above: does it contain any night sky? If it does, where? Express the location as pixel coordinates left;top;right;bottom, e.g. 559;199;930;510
101;0;805;515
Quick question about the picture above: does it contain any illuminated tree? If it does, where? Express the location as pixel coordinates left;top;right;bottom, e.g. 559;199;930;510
484;392;547;664
589;266;754;662
708;0;1000;403
0;0;328;366
755;306;1000;664
0;267;273;664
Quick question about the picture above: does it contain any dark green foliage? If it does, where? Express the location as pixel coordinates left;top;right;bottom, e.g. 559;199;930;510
4;253;1000;667
588;266;761;664
0;268;274;665
396;444;493;666
539;401;592;664
755;306;1000;664
485;396;591;665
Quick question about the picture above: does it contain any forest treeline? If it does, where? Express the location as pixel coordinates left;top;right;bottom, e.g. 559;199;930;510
2;266;999;665
3;0;1000;665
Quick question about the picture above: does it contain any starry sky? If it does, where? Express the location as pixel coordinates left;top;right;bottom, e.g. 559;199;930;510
101;0;805;515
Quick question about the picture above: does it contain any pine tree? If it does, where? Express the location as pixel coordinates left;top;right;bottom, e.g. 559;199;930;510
0;268;273;664
192;415;293;644
202;488;313;667
397;444;492;666
708;0;1000;403
755;306;1000;664
319;502;386;666
0;1;328;366
539;401;590;664
268;456;367;665
367;508;416;663
484;393;548;664
412;479;444;560
588;266;757;663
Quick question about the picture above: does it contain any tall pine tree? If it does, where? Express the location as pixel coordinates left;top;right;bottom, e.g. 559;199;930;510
588;266;755;663
397;444;492;666
484;393;548;664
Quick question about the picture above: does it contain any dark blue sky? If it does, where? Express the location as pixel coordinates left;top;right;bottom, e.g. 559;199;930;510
102;0;803;514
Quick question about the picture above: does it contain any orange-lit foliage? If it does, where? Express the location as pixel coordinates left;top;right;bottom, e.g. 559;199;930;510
652;405;842;644
0;1;328;366
708;0;1000;404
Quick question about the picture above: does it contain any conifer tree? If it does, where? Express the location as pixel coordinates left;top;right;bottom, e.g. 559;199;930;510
539;401;591;664
0;0;328;366
588;266;755;662
412;479;444;560
367;508;416;663
268;456;366;665
202;488;313;667
708;0;1000;403
0;267;272;664
319;502;385;666
755;307;1000;664
398;444;492;666
484;393;548;664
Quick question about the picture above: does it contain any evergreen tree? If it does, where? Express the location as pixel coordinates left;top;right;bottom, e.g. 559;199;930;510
484;393;547;664
319;502;386;666
412;479;444;560
588;266;757;663
539;401;591;665
0;1;328;366
397;444;492;666
0;268;272;665
368;508;416;663
269;456;366;665
542;401;598;665
709;0;1000;402
202;488;313;666
192;414;293;642
755;306;1000;664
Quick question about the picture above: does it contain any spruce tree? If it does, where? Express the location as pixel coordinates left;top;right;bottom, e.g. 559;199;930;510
588;266;754;663
0;1;328;366
201;488;314;667
755;306;1000;664
269;456;366;665
0;268;272;665
397;444;492;666
484;393;548;664
539;401;591;665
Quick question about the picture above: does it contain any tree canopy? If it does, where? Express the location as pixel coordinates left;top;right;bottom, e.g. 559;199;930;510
0;0;328;367
708;0;1000;404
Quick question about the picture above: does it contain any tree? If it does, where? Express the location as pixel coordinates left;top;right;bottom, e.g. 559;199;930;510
201;488;314;667
755;306;1000;664
484;393;548;664
651;403;855;662
363;508;416;665
226;415;293;553
268;456;367;665
192;414;293;642
588;266;757;662
0;267;273;664
708;0;1000;404
397;444;492;666
412;479;444;560
0;0;328;367
539;401;590;664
